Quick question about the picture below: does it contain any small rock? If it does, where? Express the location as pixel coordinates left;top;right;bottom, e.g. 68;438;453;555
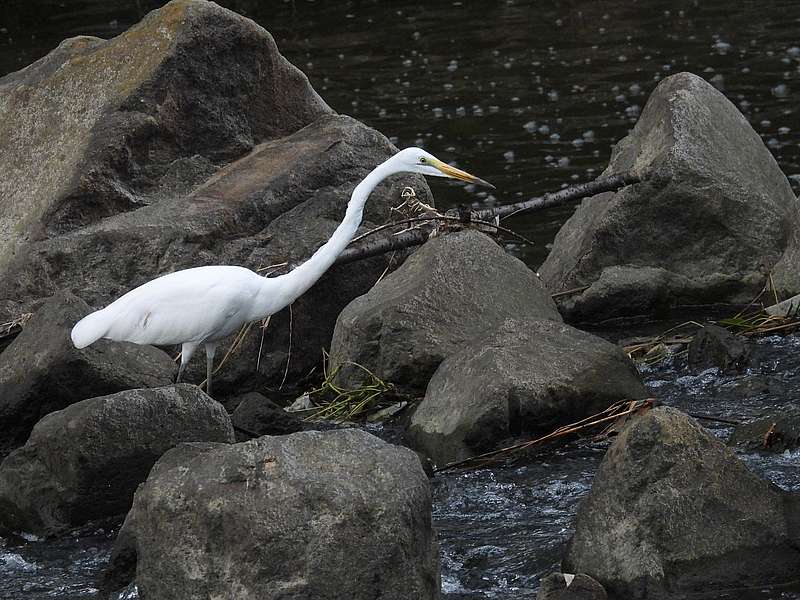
0;385;233;536
367;401;408;423
0;291;175;456
729;408;800;452
230;392;303;440
537;572;607;600
286;393;314;412
687;324;750;372
765;293;800;318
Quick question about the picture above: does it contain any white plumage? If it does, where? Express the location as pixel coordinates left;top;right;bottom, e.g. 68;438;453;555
71;148;492;395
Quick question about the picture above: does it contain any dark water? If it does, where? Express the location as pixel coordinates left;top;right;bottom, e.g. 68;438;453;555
2;0;800;265
1;1;799;599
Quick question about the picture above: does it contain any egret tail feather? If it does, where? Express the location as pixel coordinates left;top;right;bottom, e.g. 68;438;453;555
70;310;110;348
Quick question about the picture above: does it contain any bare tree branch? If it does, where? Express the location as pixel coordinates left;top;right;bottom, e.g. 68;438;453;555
335;172;640;265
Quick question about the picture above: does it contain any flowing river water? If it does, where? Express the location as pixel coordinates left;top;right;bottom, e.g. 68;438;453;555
1;1;799;598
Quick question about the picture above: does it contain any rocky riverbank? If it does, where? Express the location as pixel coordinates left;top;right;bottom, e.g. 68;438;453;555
1;1;798;599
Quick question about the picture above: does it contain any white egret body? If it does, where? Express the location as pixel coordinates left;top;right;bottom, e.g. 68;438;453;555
71;148;493;395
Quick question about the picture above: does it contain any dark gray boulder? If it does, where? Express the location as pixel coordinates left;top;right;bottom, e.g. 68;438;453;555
0;0;331;282
329;230;561;393
408;318;648;465
0;291;175;456
537;573;607;600
563;407;800;599
108;430;440;600
0;385;234;536
0;0;430;392
687;324;750;372
540;72;800;322
729;408;800;453
230;391;303;440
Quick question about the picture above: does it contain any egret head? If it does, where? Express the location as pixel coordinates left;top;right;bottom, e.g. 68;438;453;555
392;147;495;189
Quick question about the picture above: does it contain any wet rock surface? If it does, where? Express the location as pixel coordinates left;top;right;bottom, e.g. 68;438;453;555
541;72;800;322
111;429;440;600
0;0;431;392
563;407;800;599
329;230;561;393
408;318;648;465
0;385;234;536
687;324;751;372
729;408;800;453
0;291;175;457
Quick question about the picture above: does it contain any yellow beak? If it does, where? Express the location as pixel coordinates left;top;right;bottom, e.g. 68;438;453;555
432;159;495;189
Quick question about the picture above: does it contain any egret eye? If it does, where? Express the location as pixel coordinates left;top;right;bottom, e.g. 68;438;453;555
419;157;427;164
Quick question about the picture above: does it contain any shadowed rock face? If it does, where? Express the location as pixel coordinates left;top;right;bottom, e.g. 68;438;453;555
729;408;800;453
329;230;561;393
540;71;800;322
408;318;648;466
0;291;175;456
0;0;431;391
0;384;234;536
105;430;440;600
563;407;800;599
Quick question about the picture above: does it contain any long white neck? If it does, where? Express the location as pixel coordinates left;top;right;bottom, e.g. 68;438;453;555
254;160;396;315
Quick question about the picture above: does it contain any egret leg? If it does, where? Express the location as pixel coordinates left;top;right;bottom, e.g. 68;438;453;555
205;343;217;397
176;342;199;384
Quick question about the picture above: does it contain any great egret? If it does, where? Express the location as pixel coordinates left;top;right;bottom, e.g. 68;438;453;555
71;148;493;396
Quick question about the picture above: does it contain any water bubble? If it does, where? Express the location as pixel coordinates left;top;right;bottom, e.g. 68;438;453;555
538;124;550;135
503;150;515;162
523;121;538;133
787;47;800;58
549;133;561;141
713;40;732;54
455;106;466;117
571;138;584;147
489;105;500;114
710;74;725;90
778;126;791;135
760;120;772;128
557;157;570;168
772;84;790;98
547;89;559;101
432;107;444;118
628;83;642;96
582;130;596;141
402;59;412;67
625;105;641;118
767;138;779;148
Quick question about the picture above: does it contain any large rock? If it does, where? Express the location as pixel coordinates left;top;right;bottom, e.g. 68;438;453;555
108;430;440;599
408;318;648;465
0;291;175;456
540;72;800;322
563;407;800;598
0;0;330;277
0;0;431;391
0;385;234;536
329;230;561;392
